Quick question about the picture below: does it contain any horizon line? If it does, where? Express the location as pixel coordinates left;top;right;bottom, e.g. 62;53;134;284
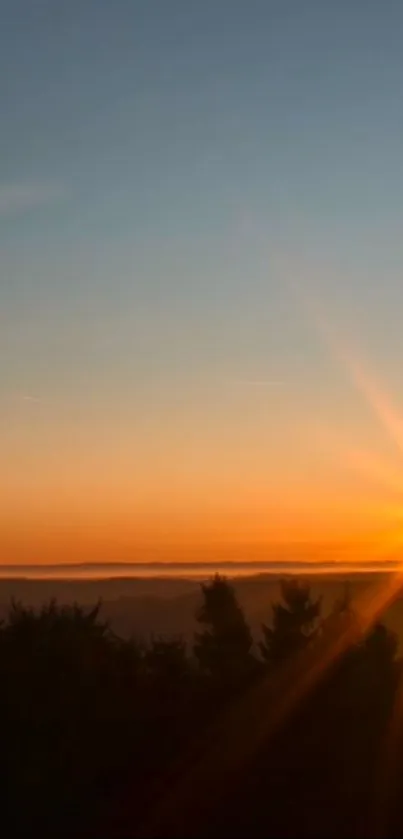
0;558;402;580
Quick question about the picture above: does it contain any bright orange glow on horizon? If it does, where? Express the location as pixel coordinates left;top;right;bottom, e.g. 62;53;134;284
3;284;403;571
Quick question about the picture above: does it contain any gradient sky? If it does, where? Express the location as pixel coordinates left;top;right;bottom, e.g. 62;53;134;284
3;0;403;565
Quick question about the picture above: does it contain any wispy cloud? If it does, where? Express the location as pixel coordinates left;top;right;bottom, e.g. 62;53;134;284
0;181;67;217
4;392;44;406
19;394;42;403
234;378;285;387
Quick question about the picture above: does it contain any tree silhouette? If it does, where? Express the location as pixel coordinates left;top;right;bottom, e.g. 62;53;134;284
1;578;402;839
0;599;146;837
352;619;399;697
194;574;255;684
260;578;321;666
145;636;191;689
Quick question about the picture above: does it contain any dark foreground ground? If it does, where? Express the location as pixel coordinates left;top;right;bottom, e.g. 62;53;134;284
1;571;403;838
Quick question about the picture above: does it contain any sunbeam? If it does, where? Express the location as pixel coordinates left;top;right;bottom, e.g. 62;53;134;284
346;448;403;495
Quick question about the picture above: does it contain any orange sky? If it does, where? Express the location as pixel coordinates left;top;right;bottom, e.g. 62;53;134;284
2;374;403;567
3;316;403;568
3;255;403;568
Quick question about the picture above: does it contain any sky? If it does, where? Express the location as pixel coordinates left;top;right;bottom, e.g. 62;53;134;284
2;0;403;567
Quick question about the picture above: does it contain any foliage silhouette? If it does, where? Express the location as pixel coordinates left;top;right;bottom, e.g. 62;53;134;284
145;636;190;684
0;577;402;839
194;574;256;686
260;578;321;666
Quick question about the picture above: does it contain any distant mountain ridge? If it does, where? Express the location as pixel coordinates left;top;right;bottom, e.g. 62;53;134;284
0;558;401;579
1;571;403;649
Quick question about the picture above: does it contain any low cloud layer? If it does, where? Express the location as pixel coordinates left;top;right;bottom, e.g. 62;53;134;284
0;181;67;217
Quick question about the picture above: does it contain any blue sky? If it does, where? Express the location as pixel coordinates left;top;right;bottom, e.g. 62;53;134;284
2;0;403;562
